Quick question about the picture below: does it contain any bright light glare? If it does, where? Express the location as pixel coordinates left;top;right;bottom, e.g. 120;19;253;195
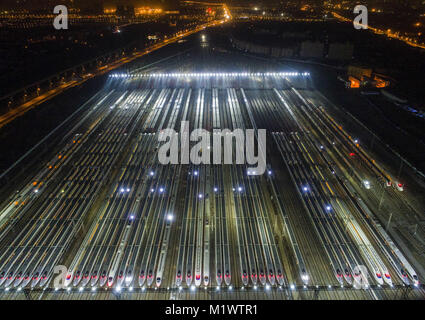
110;72;310;79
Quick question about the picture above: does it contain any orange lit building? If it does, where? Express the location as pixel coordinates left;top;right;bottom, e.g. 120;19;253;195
348;76;361;88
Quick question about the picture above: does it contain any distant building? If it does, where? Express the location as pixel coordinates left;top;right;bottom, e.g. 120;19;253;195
347;65;372;81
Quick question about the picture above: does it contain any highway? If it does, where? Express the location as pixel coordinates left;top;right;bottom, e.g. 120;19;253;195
0;73;424;300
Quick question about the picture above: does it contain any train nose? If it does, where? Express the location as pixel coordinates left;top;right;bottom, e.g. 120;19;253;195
147;271;154;286
90;271;98;286
81;271;90;285
21;273;31;287
107;276;114;287
242;271;248;285
73;271;82;286
0;271;6;285
39;271;49;286
276;270;284;285
383;273;392;285
139;271;146;286
99;271;108;286
224;270;231;285
251;271;257;284
31;272;41;287
336;270;343;284
13;272;23;287
344;269;352;284
4;271;15;287
125;271;133;286
401;271;410;285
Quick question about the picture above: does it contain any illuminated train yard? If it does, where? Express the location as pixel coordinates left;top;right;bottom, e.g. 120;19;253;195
0;72;424;300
